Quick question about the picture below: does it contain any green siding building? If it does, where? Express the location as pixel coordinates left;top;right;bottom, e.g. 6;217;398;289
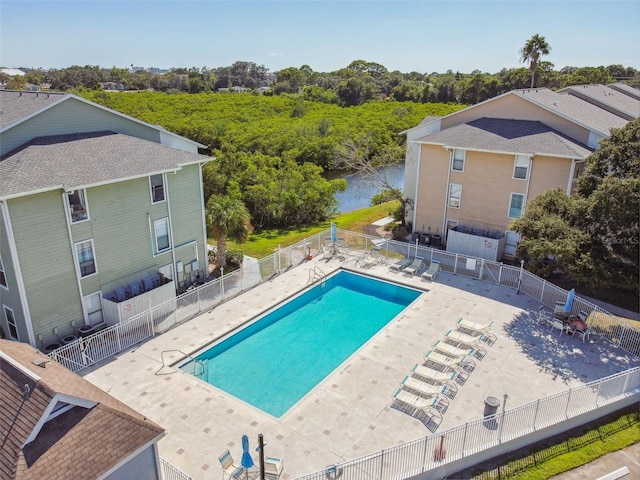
0;91;211;350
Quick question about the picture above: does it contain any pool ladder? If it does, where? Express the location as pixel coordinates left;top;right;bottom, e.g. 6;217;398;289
157;349;205;378
308;266;326;286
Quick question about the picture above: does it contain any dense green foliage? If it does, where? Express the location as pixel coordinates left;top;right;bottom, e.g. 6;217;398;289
513;119;640;296
7;59;638;107
78;90;460;230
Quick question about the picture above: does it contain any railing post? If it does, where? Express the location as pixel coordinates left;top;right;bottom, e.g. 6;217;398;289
540;279;546;302
498;264;503;284
379;449;384;480
479;258;484;281
532;398;540;430
116;324;122;352
461;421;469;456
454;253;459;274
565;388;572;418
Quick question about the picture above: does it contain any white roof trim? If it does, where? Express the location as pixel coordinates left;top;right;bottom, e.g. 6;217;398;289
411;140;587;161
1;93;207;149
22;392;97;447
0;349;41;381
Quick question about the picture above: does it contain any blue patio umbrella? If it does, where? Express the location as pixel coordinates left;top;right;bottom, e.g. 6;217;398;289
564;288;575;313
241;435;255;474
331;222;337;243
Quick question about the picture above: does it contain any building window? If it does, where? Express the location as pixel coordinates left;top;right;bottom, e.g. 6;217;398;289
75;240;97;277
67;189;89;222
3;305;18;340
154;218;171;253
448;183;462;208
150;174;165;203
84;292;103;325
0;255;7;289
452;149;465;171
509;193;525;218
514;155;529;180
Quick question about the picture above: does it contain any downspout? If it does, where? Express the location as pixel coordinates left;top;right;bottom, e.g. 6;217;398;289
411;142;422;230
567;158;579;194
62;191;90;326
199;162;208;272
0;200;36;346
165;173;178;279
524;157;533;214
442;148;453;236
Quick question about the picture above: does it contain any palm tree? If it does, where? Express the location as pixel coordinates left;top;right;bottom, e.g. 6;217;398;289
205;194;253;269
520;34;551;88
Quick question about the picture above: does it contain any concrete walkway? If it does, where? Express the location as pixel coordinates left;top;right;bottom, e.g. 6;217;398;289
550;442;640;479
81;254;640;480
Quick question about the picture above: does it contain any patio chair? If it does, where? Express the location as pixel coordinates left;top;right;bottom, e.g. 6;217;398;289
572;326;591;343
403;256;424;275
551;318;567;336
423;350;473;372
456;317;493;335
445;329;483;346
264;456;283;480
401;375;448;399
391;388;442;422
218;450;244;480
432;339;474;358
536;306;553;326
421;260;441;281
411;364;458;386
389;257;411;272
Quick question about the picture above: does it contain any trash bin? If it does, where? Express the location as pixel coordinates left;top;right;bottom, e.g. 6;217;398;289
431;234;441;248
484;396;500;416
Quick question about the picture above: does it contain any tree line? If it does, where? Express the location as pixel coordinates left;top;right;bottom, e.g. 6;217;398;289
4;60;637;107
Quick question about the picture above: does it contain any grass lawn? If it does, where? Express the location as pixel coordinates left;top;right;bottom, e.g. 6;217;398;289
466;406;639;479
215;201;399;259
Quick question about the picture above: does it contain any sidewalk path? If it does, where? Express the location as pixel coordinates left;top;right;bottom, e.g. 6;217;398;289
550;442;640;479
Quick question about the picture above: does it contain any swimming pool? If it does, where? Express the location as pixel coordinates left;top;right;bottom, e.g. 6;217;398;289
181;270;422;417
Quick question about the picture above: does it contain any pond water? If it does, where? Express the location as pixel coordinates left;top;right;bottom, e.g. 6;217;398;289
327;163;405;213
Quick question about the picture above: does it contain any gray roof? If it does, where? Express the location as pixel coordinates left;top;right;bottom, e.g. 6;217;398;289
0;131;210;199
557;84;640;119
0;91;66;129
512;88;628;135
608;82;640;101
414;117;593;158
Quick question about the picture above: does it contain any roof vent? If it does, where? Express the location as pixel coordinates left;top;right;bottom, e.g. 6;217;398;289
32;358;49;368
553;101;559;107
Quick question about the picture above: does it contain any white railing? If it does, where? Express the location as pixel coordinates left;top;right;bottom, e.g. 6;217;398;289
49;229;640;371
160;457;194;480
292;367;640;480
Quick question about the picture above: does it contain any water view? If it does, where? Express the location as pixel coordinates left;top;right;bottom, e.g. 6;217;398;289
329;163;405;213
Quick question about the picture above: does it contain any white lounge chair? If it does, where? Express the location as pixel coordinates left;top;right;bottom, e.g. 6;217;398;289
423;350;471;371
401;375;448;399
551;318;567;336
432;339;474;358
445;329;484;346
456;317;494;335
411;364;458;385
264;456;283;480
391;388;441;421
403;257;424;275
389;257;411;272
421;260;441;281
218;450;244;480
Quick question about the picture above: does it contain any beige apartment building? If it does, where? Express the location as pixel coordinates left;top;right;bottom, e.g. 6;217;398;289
402;84;640;261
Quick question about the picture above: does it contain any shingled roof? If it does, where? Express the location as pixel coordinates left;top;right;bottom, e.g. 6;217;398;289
0;91;65;130
0;131;210;199
0;339;165;479
414;117;593;158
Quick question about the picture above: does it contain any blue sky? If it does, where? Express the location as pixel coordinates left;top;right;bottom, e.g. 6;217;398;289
2;1;639;73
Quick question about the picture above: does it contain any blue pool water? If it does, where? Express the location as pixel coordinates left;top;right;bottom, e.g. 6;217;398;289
181;271;422;417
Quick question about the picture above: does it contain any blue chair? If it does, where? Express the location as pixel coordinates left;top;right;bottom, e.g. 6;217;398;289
104;291;117;302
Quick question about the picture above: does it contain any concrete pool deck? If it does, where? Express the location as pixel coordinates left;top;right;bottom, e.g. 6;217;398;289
81;255;640;480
